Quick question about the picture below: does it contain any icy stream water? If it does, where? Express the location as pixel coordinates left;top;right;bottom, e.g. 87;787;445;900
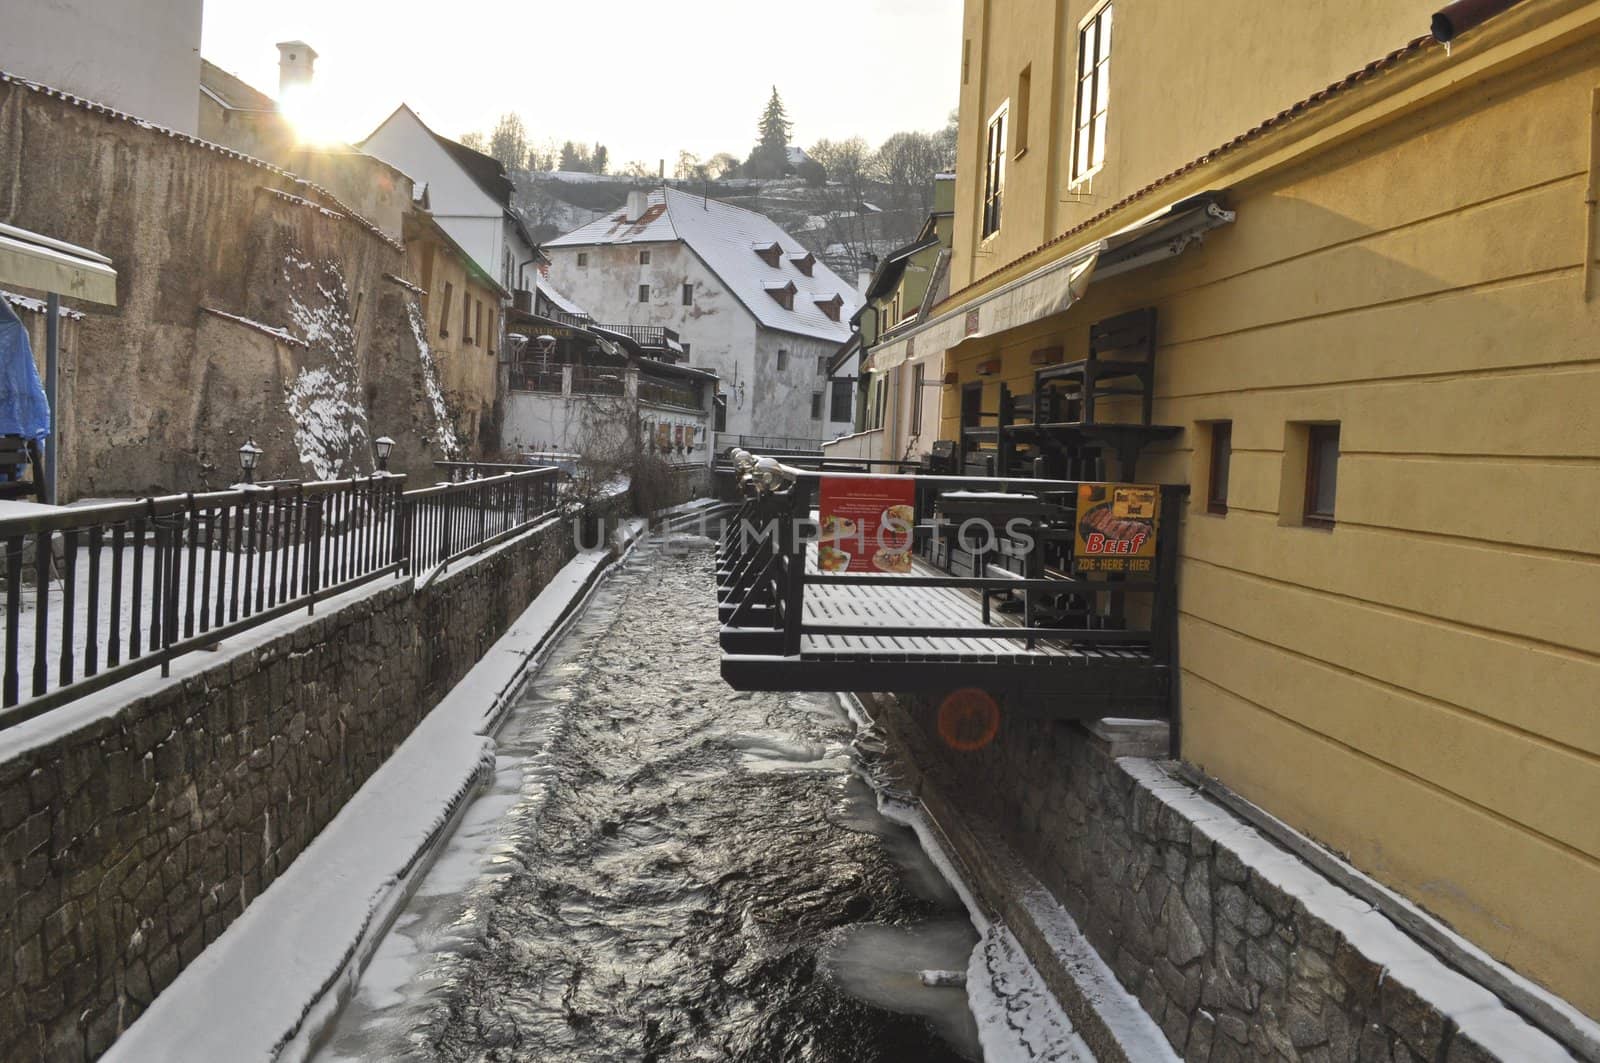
313;535;984;1062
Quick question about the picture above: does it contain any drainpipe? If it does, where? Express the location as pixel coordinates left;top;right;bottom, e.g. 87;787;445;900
1431;0;1528;43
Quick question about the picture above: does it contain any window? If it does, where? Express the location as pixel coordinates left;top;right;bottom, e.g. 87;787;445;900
440;282;453;338
682;342;692;357
639;249;651;265
462;293;472;343
1207;421;1232;515
638;284;650;303
714;396;727;432
911;363;926;426
682;282;694;306
830;377;853;421
776;348;789;370
577;252;589;267
1014;65;1032;156
474;300;484;347
811;391;824;420
982;103;1007;238
1072;3;1113;182
817;354;828;377
1304;424;1340;527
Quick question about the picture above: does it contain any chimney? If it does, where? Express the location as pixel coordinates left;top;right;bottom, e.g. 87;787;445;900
276;41;318;96
857;269;873;295
625;189;650;222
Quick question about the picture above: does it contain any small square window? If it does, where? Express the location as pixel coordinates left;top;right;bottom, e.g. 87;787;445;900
817;354;828;376
639;249;651;265
776;349;789;370
811;391;824;420
638;284;650;303
577;252;589;267
1207;421;1232;515
682;282;694;306
1304;424;1340;526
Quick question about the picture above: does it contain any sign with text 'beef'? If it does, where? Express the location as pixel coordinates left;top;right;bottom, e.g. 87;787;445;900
1074;484;1160;574
817;477;916;574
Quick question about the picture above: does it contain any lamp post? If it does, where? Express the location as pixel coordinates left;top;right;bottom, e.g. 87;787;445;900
374;435;395;473
238;439;263;485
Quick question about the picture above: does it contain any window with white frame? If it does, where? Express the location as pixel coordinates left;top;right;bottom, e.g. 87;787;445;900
1072;2;1113;182
982;103;1007;238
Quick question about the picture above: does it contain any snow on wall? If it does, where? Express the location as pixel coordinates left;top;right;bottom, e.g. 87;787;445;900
281;250;368;478
405;298;461;457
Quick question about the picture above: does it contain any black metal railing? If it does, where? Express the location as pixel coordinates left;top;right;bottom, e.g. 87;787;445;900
404;468;561;575
508;366;564;393
544;309;594;329
596;323;679;350
0;466;563;731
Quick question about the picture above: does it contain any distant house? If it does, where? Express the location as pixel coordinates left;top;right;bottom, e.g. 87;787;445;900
362;105;540;296
544;187;860;444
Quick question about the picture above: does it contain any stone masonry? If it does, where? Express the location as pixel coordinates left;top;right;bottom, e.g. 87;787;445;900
0;505;633;1061
867;694;1540;1063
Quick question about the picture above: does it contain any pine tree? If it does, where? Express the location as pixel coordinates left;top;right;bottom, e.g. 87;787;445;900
592;143;609;175
747;86;792;178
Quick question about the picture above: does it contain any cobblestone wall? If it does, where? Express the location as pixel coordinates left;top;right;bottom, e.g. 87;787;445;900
871;695;1514;1063
0;512;615;1061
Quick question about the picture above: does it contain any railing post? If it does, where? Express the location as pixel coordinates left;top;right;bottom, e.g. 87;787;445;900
781;479;812;656
305;495;323;614
396;482;411;576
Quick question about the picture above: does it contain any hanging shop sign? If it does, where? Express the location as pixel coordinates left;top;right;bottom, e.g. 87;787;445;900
817;477;916;574
1073;483;1160;573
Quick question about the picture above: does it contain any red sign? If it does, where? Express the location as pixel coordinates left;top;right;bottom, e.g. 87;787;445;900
817;476;916;574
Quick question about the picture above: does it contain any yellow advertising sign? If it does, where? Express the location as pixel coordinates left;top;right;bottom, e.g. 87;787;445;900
1074;484;1160;574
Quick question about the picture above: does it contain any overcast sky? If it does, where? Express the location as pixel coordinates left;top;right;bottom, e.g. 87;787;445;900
201;0;962;165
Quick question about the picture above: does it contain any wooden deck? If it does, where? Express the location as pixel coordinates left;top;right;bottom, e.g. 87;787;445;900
720;550;1167;712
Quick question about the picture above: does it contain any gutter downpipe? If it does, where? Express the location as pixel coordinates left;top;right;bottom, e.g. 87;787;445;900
1431;0;1531;42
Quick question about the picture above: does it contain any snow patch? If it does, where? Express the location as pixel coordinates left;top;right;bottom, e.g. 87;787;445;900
280;251;369;477
0;288;86;320
968;924;1096;1063
405;298;460;457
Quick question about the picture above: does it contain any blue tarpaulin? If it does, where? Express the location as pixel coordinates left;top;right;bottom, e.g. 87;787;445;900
0;298;50;441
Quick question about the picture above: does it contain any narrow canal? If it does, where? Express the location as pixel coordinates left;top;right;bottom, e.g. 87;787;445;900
315;532;986;1062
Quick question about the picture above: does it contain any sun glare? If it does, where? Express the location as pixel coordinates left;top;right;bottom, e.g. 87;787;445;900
278;84;347;146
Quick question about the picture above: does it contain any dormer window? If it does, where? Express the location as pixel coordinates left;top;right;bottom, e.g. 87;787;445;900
752;241;783;268
788;252;816;276
764;280;796;310
814;293;843;322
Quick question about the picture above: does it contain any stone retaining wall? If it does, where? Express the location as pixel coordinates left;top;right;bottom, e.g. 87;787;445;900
867;694;1532;1063
0;506;622;1061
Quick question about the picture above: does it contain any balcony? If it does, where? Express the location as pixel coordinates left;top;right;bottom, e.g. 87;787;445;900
595;323;682;354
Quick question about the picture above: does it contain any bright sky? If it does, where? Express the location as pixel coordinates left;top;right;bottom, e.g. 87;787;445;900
201;0;962;166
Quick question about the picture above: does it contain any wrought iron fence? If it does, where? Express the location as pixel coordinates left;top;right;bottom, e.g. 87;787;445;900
637;379;701;410
570;367;626;397
0;466;563;731
508;366;564;393
403;468;562;575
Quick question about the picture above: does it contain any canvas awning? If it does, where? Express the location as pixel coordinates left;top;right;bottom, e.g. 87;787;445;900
0;223;117;305
868;192;1234;374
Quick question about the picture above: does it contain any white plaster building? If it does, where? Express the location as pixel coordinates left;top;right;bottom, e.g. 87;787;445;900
361;105;539;294
545;187;860;445
0;0;204;133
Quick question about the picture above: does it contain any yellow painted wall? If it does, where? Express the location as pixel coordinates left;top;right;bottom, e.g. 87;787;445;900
952;0;1439;293
937;19;1600;1016
408;233;501;449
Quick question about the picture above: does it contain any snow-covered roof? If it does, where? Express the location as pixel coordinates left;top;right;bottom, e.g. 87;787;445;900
545;187;859;342
536;275;588;318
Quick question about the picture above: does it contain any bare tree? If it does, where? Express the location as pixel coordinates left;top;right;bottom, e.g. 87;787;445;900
489;113;529;172
808;136;880;276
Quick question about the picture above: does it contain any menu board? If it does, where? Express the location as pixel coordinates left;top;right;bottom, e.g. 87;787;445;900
817;477;916;574
1074;484;1160;573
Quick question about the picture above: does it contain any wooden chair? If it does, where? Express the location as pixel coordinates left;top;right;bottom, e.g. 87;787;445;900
0;435;43;500
1034;307;1159;425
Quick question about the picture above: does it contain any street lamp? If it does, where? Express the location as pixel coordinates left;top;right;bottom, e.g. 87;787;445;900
374;435;395;473
238;439;263;484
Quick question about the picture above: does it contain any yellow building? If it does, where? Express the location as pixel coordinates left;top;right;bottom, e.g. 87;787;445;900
404;210;508;451
878;0;1600;1019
